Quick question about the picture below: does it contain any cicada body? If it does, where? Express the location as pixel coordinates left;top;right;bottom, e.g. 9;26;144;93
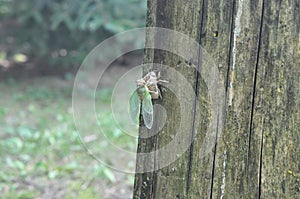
129;85;153;129
129;70;168;129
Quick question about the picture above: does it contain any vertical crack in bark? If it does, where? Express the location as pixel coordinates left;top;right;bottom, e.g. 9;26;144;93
151;142;158;198
248;0;265;198
210;1;235;197
210;112;219;199
186;0;206;195
225;0;236;93
258;119;264;198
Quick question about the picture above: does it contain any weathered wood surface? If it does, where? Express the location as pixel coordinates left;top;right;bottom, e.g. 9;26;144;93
133;0;300;198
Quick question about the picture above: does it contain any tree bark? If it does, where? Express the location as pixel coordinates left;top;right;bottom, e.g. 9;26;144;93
133;0;300;198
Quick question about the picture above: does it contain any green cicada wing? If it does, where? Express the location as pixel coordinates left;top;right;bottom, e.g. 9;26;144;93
129;89;141;124
142;91;153;129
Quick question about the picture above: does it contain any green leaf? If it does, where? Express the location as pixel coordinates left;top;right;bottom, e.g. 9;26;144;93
17;191;37;199
17;126;32;138
88;17;104;31
15;160;25;171
104;21;126;33
50;13;64;30
32;11;43;24
6;137;24;150
0;170;11;182
48;170;58;179
103;168;116;183
113;128;122;138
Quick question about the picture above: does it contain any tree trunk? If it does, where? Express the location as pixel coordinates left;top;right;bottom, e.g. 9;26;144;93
133;0;300;198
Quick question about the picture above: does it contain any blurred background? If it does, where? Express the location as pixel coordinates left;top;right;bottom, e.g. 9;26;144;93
0;0;146;198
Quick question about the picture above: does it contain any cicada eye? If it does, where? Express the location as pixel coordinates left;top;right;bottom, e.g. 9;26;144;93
149;71;156;76
137;79;145;86
144;75;150;81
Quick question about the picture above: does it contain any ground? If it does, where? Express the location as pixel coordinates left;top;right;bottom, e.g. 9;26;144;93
0;54;142;199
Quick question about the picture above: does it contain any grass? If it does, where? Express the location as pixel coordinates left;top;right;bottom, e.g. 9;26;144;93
0;76;137;198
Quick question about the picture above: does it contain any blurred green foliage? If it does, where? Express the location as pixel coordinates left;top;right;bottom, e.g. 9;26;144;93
0;78;135;198
0;0;146;67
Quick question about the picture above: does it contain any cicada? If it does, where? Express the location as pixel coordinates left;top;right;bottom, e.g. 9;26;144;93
129;71;168;129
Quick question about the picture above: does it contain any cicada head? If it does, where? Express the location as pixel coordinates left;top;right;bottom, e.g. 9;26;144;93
148;71;157;77
136;78;146;87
